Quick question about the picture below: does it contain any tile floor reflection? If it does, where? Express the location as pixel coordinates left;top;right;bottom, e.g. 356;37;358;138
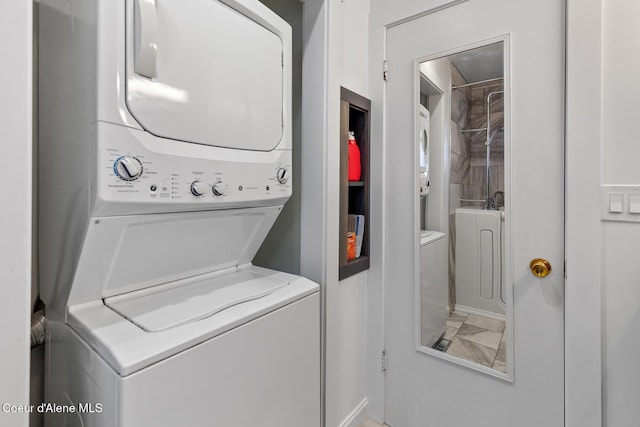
360;418;388;427
438;312;507;372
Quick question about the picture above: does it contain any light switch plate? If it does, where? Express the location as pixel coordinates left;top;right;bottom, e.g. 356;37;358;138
629;194;640;214
602;185;640;223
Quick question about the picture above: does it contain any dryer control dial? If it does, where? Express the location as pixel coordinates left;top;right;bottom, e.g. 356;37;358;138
212;182;229;196
114;156;143;181
190;181;209;197
276;167;288;184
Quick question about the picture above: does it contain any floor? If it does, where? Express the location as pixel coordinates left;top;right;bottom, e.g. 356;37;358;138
439;312;507;372
360;418;388;427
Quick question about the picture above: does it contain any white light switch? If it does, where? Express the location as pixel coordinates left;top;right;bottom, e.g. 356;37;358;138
629;194;640;214
602;186;640;223
609;194;623;213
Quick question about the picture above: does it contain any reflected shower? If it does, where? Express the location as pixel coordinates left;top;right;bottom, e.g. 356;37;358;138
485;117;504;210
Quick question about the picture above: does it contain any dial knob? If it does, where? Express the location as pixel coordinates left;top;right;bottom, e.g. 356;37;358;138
190;181;209;197
212;182;229;196
276;167;288;184
114;156;143;181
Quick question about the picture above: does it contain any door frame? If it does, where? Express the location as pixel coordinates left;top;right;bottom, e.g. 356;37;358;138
564;0;603;426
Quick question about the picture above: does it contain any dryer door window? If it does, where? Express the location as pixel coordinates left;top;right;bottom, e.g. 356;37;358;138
125;0;285;152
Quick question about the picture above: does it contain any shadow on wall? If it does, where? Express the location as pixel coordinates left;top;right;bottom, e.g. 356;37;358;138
253;0;303;275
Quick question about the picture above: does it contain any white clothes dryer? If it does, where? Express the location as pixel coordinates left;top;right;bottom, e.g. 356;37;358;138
38;1;319;426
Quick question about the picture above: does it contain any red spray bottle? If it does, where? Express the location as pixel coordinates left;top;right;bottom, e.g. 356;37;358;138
348;131;361;181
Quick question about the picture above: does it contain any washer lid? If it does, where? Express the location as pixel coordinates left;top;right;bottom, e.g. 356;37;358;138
69;266;319;375
105;269;288;332
125;0;286;151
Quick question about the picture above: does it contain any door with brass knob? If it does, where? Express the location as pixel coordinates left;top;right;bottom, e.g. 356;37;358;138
384;0;565;425
530;258;552;277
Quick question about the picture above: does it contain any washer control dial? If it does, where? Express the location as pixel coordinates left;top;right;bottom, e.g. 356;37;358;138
114;156;143;181
190;181;209;197
212;182;229;196
276;167;288;184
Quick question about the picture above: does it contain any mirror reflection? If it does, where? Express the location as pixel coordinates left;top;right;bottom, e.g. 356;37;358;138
418;42;508;374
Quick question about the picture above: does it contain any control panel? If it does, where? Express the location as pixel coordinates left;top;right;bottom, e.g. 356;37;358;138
97;125;292;211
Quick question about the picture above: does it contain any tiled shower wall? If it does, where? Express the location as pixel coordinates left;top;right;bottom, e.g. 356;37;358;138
450;78;505;207
468;81;504;202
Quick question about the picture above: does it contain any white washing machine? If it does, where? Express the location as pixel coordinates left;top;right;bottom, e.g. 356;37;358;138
419;231;448;347
38;1;319;426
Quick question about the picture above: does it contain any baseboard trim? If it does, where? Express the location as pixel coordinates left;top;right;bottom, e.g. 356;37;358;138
338;397;369;427
455;304;505;321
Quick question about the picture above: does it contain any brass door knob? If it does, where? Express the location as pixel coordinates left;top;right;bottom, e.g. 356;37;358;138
530;258;551;277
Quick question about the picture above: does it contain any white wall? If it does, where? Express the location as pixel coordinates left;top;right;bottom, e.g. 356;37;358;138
370;0;467;29
600;1;640;425
601;2;640;184
566;1;640;426
340;0;370;96
301;0;371;426
332;3;370;425
0;2;32;426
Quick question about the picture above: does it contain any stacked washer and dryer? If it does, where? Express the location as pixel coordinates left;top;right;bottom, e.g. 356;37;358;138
417;104;448;347
39;0;319;426
418;105;431;197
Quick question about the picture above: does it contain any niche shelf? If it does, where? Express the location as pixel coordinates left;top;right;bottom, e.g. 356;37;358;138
339;87;370;280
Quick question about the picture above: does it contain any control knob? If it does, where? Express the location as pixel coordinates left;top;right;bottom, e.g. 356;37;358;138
190;181;209;197
276;167;288;184
212;182;229;196
114;156;143;181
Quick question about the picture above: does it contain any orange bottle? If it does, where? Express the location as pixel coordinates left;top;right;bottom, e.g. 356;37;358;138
348;131;361;181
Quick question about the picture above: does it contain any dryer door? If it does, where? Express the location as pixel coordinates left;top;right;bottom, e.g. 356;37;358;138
125;0;287;152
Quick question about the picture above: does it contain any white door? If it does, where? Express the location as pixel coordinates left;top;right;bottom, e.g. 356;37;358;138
384;1;565;426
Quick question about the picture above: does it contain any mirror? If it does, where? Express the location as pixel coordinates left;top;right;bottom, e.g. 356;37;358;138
417;40;510;377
